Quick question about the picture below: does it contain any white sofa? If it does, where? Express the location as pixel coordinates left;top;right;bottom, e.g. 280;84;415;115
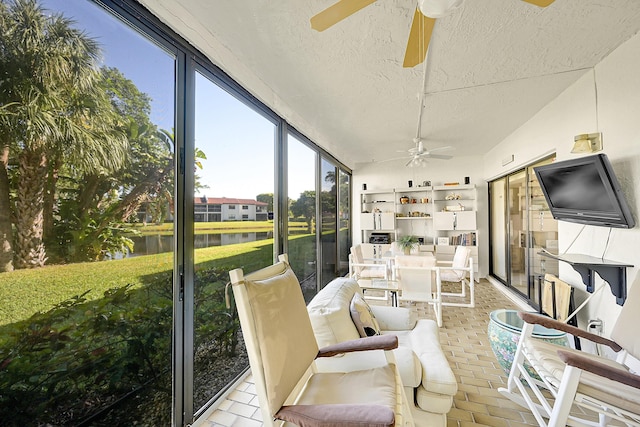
307;277;457;426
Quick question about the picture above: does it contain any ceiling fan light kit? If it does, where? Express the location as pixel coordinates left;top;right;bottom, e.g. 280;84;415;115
418;0;464;19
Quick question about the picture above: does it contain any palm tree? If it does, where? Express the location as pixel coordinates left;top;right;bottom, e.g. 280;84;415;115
0;0;127;268
0;143;13;272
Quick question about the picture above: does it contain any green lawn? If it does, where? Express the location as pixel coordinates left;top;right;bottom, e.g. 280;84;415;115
0;240;270;326
0;233;317;326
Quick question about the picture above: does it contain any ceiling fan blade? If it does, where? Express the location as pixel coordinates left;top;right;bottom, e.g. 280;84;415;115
405;158;414;167
310;0;377;32
426;154;453;160
428;145;454;152
403;8;436;68
521;0;555;6
374;155;411;163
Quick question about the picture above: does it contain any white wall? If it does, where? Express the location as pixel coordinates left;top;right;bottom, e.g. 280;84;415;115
483;31;640;350
352;156;488;277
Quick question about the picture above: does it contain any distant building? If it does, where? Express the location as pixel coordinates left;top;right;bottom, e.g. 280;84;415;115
194;196;269;222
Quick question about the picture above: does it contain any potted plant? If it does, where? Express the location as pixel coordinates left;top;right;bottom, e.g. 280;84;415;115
397;235;419;255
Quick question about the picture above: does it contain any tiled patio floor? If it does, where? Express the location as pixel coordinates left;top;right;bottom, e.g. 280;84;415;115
202;279;576;427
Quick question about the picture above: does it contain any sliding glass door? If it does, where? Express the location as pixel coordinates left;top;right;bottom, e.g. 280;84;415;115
509;170;527;295
189;70;277;420
489;156;559;305
490;178;507;282
288;133;318;301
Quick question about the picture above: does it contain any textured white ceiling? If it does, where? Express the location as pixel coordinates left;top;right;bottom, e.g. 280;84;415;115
139;0;640;167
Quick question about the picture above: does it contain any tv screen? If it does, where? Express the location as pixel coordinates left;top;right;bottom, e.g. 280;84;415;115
533;154;635;228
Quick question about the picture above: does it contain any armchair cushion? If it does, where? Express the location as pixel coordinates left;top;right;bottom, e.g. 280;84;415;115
308;277;361;347
350;293;382;337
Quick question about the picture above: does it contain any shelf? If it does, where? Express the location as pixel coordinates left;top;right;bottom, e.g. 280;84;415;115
362;189;394;195
433;184;475;191
395;187;432;192
538;251;633;305
433;198;475;202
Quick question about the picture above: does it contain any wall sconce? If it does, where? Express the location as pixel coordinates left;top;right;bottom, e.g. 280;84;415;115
571;132;603;154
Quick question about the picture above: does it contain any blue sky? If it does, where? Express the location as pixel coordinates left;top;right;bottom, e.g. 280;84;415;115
41;0;314;200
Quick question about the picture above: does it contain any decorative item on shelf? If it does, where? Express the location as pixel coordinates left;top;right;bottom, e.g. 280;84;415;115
444;204;465;212
362;183;367;190
444;182;459;186
408;180;413;187
437;237;449;246
420;198;429;203
464;176;470;185
423;180;431;187
400;195;410;204
411;198;417;204
397;235;420;255
445;193;461;200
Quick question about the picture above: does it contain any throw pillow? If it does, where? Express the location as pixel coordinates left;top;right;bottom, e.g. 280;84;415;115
350;292;381;337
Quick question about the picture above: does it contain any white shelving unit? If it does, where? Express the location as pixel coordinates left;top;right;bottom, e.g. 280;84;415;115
359;184;478;273
432;184;478;273
394;187;434;247
360;189;395;244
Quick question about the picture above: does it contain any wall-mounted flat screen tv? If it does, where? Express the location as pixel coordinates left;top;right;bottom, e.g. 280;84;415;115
533;154;635;228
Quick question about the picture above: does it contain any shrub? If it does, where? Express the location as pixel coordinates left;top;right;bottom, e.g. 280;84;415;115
0;266;239;426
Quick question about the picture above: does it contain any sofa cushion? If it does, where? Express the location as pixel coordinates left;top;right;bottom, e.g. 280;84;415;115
307;277;361;347
381;331;422;388
416;386;454;414
350;293;381;337
409;320;458;396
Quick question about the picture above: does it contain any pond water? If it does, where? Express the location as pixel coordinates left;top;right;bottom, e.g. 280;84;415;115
114;232;274;258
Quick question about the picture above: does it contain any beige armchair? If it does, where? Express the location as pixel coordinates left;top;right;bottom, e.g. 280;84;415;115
229;254;413;427
498;281;640;426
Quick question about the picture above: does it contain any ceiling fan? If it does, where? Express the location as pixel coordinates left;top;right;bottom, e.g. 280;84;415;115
310;0;556;68
380;138;454;167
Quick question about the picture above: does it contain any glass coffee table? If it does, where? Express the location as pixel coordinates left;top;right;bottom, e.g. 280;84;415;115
358;278;399;307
